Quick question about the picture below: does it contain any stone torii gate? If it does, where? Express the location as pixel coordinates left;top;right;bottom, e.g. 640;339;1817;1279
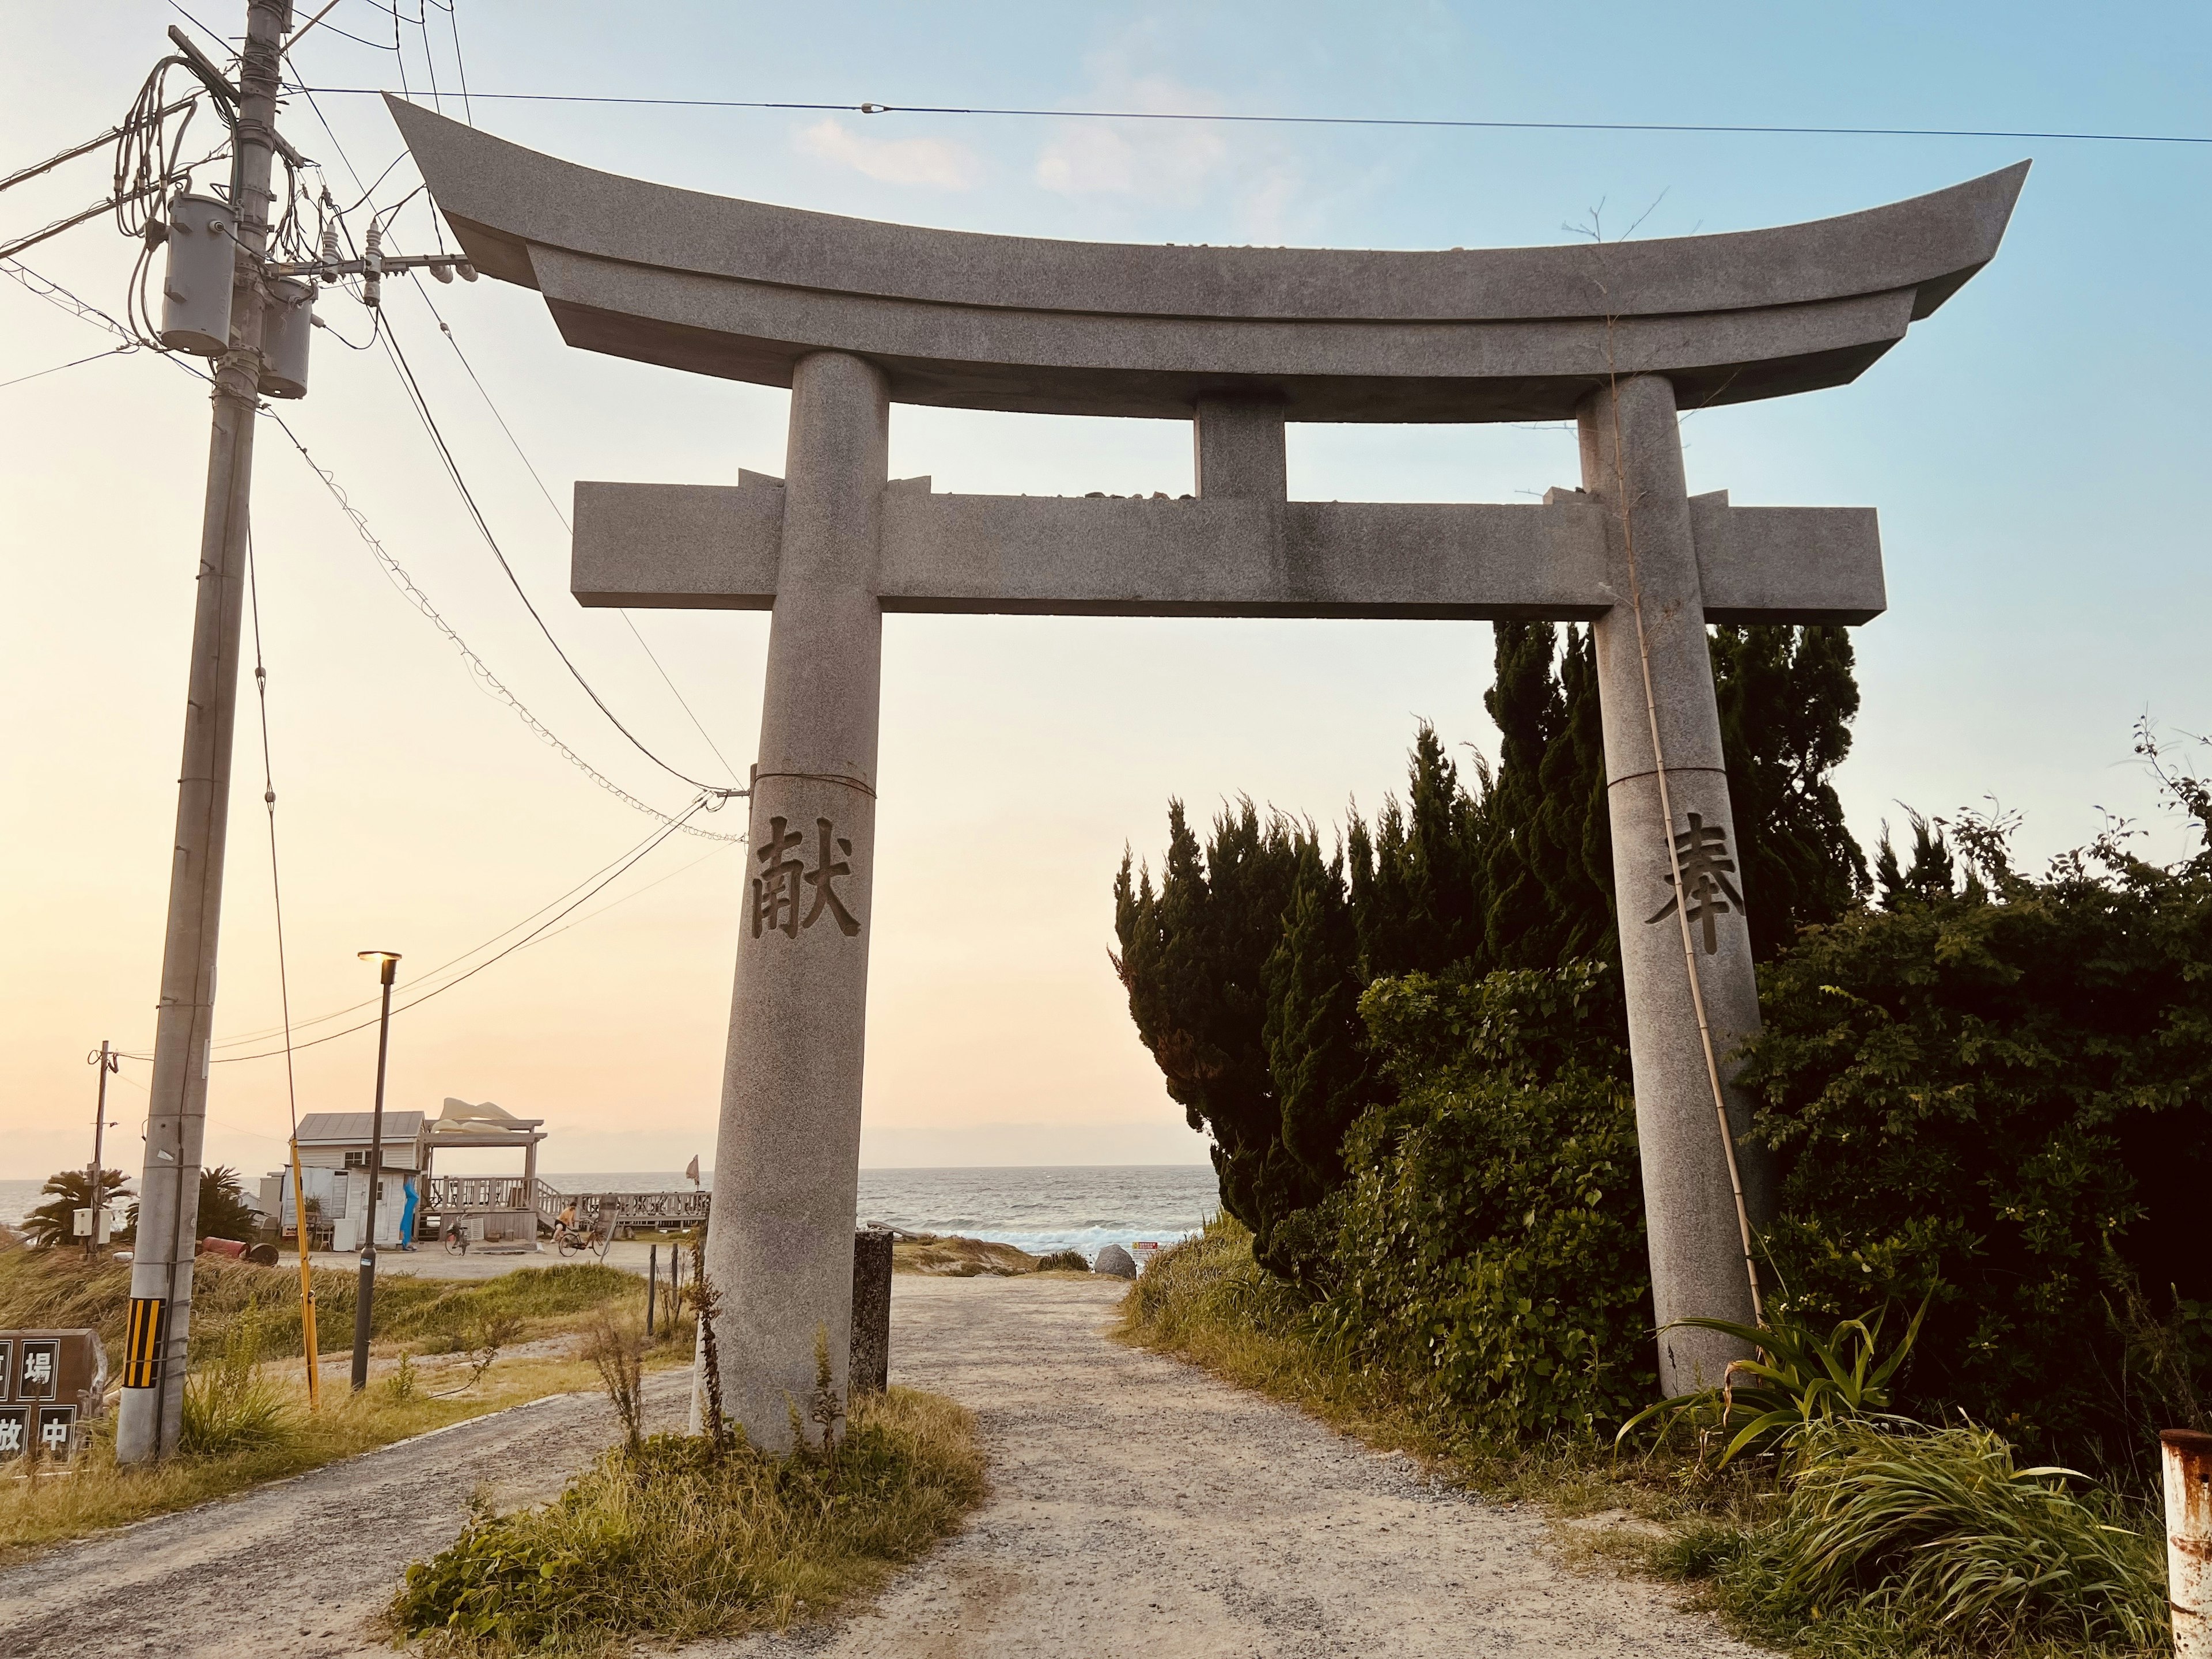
393;101;2023;1442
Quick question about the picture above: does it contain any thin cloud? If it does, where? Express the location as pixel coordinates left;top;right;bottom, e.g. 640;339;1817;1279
794;119;982;191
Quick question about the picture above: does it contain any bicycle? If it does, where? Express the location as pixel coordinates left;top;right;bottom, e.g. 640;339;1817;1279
444;1219;469;1255
555;1217;613;1260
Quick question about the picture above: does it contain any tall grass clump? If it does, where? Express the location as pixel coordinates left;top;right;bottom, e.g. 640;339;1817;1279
1672;1422;2169;1656
391;1387;985;1654
178;1312;295;1457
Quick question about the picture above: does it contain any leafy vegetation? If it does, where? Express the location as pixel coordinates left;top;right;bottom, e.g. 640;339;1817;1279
1740;760;2212;1471
1320;963;1655;1440
391;1388;984;1656
1619;1300;1928;1468
1112;623;1865;1280
21;1168;132;1249
1665;1423;2166;1657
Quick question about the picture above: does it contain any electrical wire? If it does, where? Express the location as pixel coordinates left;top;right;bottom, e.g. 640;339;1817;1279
410;285;743;785
376;313;743;800
287;87;2212;147
131;791;715;1066
260;406;743;838
0;343;138;391
2;255;730;840
243;527;304;1140
276;83;744;802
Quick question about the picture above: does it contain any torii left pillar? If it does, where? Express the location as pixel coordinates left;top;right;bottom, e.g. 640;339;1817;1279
701;351;887;1449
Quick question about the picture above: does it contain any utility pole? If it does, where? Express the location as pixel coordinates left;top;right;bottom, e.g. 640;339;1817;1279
85;1043;118;1262
116;0;291;1465
351;950;400;1391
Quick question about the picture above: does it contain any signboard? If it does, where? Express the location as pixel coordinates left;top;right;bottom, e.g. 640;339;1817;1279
0;1330;104;1460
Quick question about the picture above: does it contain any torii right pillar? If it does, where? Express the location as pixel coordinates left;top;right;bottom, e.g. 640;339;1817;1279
1583;373;1772;1393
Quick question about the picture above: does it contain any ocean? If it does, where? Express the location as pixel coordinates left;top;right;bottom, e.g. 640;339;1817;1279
0;1168;1220;1260
551;1165;1219;1259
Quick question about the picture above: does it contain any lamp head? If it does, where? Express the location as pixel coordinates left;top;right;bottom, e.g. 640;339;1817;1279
358;948;402;986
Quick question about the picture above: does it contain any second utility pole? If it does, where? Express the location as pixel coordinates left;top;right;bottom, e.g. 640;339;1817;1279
116;0;291;1465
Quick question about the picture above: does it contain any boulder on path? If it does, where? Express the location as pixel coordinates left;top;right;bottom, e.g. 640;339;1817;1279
1092;1243;1137;1279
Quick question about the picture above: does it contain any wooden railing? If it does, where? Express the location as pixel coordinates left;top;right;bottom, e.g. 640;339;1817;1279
420;1176;709;1237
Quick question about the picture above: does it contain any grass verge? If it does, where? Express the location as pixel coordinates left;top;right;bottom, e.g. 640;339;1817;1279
1120;1219;2169;1659
391;1386;986;1656
0;1355;608;1560
891;1235;1039;1277
0;1247;641;1361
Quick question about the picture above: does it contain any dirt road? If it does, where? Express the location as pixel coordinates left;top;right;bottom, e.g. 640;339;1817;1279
0;1275;1762;1658
0;1374;693;1659
692;1275;1761;1657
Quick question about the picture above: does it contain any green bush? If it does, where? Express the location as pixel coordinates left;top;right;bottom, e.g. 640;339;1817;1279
1738;800;2212;1464
1316;961;1656;1441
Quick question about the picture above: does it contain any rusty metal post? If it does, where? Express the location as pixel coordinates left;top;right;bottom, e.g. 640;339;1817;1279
2165;1429;2212;1657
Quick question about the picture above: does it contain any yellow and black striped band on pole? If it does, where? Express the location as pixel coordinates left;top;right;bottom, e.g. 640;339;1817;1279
123;1297;167;1389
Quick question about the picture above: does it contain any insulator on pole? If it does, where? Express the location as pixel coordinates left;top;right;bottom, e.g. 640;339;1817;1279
362;218;382;309
319;219;339;283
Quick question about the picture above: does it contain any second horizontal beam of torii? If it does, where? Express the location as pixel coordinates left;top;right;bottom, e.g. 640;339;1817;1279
574;452;1882;627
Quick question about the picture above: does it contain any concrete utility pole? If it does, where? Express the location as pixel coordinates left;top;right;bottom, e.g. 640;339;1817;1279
118;0;291;1464
85;1041;118;1263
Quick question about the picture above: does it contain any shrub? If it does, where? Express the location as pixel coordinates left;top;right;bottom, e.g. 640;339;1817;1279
1033;1249;1088;1272
1316;962;1656;1442
1738;800;2212;1464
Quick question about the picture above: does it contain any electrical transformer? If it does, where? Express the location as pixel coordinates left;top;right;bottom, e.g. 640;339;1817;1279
158;194;237;357
258;277;313;399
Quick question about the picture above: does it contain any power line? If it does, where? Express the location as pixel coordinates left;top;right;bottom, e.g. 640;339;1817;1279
211;809;705;1049
243;528;304;1142
278;83;746;802
376;312;741;800
0;256;733;840
124;791;713;1066
287;88;2212;147
0;343;138;391
410;286;743;785
261;406;744;838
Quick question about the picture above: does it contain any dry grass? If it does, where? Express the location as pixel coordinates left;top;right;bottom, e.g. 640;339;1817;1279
0;1242;677;1560
890;1235;1039;1277
391;1385;986;1656
0;1354;609;1560
0;1247;642;1362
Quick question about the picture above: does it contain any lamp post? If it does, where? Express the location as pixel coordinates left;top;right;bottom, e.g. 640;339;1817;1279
352;950;401;1391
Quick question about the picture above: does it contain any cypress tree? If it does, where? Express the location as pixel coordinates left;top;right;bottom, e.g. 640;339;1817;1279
1483;622;1566;968
1264;836;1366;1190
1710;624;1869;959
1536;623;1617;964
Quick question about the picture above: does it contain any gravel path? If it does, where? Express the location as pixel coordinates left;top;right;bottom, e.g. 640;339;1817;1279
0;1275;1764;1657
691;1274;1764;1657
0;1372;694;1659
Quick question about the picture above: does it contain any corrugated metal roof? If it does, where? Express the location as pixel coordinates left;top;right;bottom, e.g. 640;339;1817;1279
297;1111;426;1143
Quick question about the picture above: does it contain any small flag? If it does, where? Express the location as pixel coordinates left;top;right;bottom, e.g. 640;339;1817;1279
684;1155;700;1187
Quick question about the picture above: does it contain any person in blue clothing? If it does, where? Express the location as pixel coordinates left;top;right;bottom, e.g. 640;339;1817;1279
398;1173;419;1251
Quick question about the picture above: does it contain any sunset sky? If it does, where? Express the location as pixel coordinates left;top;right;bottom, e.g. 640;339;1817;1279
2;1;2206;1185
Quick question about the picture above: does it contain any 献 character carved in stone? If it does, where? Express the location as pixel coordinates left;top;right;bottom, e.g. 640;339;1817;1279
749;815;862;940
1646;811;1745;955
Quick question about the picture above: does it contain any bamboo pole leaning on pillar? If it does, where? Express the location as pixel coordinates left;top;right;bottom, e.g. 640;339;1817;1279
2165;1430;2212;1657
290;1137;320;1409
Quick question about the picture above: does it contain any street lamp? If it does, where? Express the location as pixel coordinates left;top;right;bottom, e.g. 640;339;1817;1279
352;949;401;1392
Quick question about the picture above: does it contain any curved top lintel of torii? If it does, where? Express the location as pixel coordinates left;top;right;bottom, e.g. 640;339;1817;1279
387;97;2025;425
